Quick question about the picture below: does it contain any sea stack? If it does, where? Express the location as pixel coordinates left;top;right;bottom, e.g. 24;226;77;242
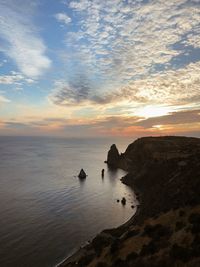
106;144;120;168
78;169;87;179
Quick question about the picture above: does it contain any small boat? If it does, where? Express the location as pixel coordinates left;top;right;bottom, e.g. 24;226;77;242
78;169;87;179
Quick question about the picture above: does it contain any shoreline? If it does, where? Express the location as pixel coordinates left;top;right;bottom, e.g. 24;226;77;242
57;170;140;267
56;136;200;267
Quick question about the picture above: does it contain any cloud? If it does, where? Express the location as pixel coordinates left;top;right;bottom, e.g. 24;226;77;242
0;59;7;67
86;109;200;133
0;0;51;78
62;0;200;84
1;108;200;137
50;0;200;115
0;71;35;85
135;109;200;129
55;13;71;25
118;61;200;107
50;61;200;111
50;79;91;105
0;73;24;85
1;0;199;138
0;95;10;103
91;110;200;137
49;77;117;106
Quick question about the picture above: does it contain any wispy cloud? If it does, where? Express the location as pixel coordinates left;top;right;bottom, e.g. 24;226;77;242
54;12;71;25
0;71;35;85
135;109;200;129
0;95;10;104
0;0;51;78
0;59;7;68
0;73;24;85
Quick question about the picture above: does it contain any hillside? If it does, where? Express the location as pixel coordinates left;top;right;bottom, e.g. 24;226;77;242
60;136;200;267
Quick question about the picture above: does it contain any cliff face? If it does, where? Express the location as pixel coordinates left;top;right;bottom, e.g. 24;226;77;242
120;136;200;223
61;136;200;267
119;136;200;172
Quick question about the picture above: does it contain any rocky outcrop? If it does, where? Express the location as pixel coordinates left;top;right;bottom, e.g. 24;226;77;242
121;197;126;205
60;136;200;267
120;136;200;172
78;169;87;179
120;136;200;223
106;144;120;167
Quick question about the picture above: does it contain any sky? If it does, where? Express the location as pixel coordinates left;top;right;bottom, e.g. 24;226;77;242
0;0;200;138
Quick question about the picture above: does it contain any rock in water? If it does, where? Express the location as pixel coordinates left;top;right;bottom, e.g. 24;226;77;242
107;144;120;167
121;197;126;205
78;169;87;179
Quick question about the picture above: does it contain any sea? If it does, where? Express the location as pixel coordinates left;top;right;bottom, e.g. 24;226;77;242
0;136;137;267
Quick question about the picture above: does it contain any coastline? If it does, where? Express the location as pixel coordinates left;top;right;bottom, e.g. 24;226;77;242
57;171;139;267
57;136;200;267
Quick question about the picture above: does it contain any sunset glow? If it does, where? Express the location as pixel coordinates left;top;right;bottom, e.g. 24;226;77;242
0;0;199;137
135;106;173;119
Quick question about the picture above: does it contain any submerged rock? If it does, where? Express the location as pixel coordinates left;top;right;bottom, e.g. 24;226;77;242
78;169;87;179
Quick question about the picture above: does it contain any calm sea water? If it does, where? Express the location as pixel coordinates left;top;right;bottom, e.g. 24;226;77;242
0;136;137;267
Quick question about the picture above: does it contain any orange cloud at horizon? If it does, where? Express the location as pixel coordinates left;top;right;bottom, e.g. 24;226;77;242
1;109;199;139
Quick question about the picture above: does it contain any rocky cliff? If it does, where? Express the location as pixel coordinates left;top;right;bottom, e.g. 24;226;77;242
118;136;200;171
120;136;200;222
60;136;200;267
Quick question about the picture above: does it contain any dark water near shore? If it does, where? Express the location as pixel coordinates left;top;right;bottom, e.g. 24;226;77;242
0;136;137;267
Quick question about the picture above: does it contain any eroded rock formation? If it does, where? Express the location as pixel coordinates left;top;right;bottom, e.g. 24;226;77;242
78;169;87;179
106;144;120;167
